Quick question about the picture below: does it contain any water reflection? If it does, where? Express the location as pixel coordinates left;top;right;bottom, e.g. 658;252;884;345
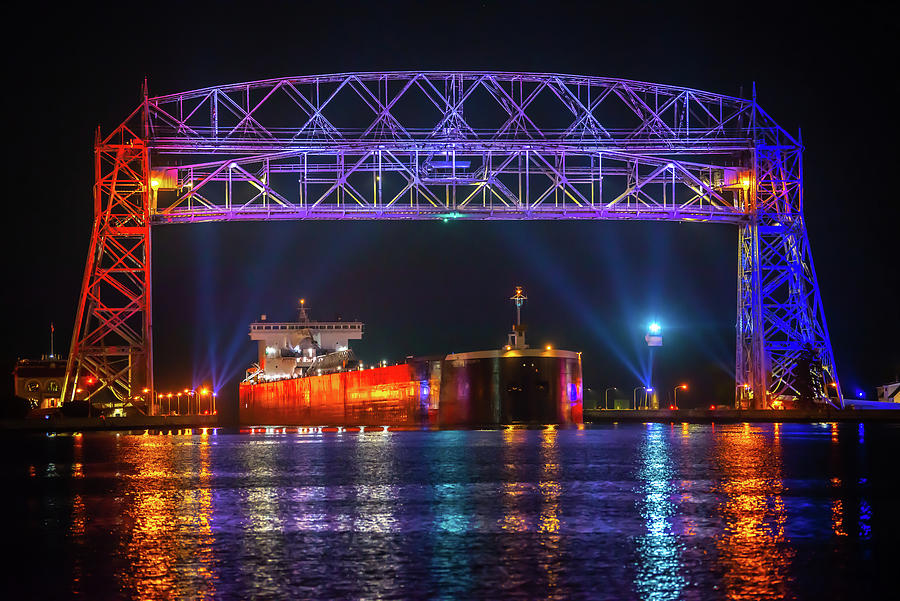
13;424;889;599
118;433;217;599
831;478;847;536
538;428;563;597
194;433;216;594
351;430;402;599
432;432;471;534
539;428;561;534
236;435;288;596
496;428;567;599
713;424;794;599
634;423;685;601
353;430;398;533
429;431;474;599
69;434;85;597
500;428;529;533
857;424;871;539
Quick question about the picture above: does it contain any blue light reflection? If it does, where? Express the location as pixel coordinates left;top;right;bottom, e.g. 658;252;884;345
634;423;685;600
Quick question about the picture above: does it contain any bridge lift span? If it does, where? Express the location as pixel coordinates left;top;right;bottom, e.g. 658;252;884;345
61;72;842;410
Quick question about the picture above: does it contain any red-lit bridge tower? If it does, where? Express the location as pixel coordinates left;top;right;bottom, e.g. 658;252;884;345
63;86;153;407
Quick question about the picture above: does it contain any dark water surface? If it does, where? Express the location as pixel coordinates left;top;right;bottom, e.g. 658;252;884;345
6;423;897;600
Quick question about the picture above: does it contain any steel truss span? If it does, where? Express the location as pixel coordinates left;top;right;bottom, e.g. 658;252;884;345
62;72;842;410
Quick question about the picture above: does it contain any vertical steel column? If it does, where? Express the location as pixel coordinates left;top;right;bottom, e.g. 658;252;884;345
61;106;152;409
746;97;842;408
142;83;155;405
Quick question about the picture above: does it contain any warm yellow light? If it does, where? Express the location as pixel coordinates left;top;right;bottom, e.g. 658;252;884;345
167;393;173;398
505;345;511;350
75;388;83;393
183;389;189;393
741;178;750;188
681;384;688;390
546;345;552;350
200;388;209;395
158;394;164;399
300;298;305;305
142;388;149;393
150;179;160;189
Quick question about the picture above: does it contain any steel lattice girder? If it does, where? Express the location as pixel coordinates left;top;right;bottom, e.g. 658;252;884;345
63;111;153;406
62;72;842;409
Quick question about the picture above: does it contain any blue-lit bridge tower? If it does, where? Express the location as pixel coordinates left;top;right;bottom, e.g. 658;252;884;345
61;72;842;410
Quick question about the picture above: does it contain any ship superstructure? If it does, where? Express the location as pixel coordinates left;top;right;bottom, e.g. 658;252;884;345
247;299;363;381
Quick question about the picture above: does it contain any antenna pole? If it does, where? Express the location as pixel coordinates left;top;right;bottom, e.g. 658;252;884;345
509;286;528;348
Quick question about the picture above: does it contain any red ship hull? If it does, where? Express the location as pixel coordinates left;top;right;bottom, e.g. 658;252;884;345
239;351;583;427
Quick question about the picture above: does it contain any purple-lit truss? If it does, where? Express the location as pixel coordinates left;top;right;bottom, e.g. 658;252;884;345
63;72;842;409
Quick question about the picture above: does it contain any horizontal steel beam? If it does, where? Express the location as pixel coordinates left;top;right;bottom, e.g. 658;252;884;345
151;207;749;224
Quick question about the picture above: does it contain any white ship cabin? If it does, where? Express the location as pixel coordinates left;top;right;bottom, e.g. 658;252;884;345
249;302;363;378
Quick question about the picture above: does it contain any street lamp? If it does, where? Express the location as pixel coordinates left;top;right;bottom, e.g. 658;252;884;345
212;392;217;415
673;384;688;409
167;392;173;414
176;392;183;414
604;387;616;409
633;386;648;410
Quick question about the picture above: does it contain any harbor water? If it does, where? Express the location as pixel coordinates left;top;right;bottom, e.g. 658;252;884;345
6;423;896;599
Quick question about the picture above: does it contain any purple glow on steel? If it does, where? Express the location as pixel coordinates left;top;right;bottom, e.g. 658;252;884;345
61;72;843;411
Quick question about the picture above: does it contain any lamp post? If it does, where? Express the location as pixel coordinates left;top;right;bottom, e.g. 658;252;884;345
673;384;688;409
633;386;646;410
167;392;173;414
176;392;183;414
604;387;616;409
212;392;217;415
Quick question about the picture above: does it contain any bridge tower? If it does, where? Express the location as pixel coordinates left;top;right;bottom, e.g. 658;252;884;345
62;87;153;407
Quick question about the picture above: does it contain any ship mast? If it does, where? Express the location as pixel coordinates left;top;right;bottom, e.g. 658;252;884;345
508;286;528;349
298;298;309;322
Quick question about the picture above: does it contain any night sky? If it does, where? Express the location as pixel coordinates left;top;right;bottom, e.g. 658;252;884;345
5;1;898;414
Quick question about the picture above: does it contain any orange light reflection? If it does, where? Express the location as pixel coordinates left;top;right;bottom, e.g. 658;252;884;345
118;434;217;599
713;424;794;599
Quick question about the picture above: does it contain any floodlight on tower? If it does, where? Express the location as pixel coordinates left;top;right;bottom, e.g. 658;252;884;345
645;321;663;347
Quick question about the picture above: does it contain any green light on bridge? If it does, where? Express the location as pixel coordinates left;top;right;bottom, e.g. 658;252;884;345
437;212;464;223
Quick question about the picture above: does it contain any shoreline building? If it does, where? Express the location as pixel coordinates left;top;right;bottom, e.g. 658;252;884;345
13;356;65;410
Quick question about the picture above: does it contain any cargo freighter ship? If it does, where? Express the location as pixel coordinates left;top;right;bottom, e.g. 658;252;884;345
239;289;583;427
